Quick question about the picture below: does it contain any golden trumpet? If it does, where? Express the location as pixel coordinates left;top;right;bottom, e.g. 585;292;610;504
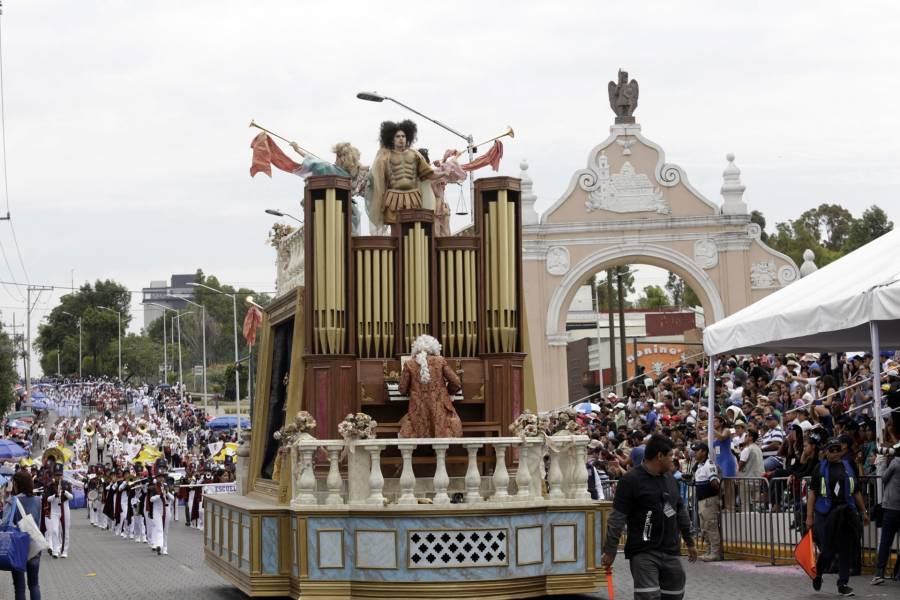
249;119;323;160
448;126;515;159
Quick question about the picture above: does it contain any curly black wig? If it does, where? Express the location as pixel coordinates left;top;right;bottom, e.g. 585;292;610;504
379;119;418;149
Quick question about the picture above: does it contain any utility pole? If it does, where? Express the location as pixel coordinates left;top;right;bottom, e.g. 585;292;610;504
57;345;60;375
606;269;617;387
590;276;604;391
616;269;628;395
26;285;53;394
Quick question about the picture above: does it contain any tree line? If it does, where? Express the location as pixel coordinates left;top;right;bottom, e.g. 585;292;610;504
34;270;271;398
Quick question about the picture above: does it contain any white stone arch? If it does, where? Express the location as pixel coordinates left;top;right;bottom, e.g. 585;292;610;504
545;243;726;339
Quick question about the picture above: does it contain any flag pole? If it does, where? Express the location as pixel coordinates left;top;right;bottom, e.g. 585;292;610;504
249;120;323;159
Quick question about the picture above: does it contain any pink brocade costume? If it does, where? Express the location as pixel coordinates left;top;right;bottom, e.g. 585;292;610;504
398;355;464;438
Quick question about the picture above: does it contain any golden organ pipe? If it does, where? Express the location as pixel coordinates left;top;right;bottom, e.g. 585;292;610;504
315;198;325;353
387;249;394;355
467;249;477;356
364;249;372;356
440;250;448;353
325;191;336;352
373;250;381;357
506;199;517;351
404;231;411;351
357;251;364;354
454;250;462;356
338;200;345;352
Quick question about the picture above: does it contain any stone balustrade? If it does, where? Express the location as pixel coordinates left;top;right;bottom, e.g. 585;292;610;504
289;435;592;508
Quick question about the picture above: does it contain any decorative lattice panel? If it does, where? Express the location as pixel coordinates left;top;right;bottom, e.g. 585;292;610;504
408;529;508;568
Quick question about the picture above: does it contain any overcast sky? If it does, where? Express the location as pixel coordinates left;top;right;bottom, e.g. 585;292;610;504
1;1;899;373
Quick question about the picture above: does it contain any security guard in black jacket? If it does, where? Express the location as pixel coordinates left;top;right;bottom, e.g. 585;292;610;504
602;433;697;600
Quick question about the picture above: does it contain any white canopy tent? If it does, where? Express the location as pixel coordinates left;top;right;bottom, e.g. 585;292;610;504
704;227;900;355
702;227;900;451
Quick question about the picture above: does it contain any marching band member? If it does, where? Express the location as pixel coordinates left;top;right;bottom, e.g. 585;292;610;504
43;463;73;558
147;459;174;555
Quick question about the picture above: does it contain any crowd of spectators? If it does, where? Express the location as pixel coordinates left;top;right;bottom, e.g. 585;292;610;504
579;352;900;505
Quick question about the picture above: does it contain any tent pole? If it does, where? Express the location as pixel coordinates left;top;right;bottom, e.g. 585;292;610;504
707;357;716;451
869;321;884;503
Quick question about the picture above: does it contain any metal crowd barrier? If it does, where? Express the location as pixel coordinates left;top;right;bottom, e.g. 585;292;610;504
606;474;899;572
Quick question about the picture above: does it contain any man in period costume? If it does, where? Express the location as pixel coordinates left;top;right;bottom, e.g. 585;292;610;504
367;120;435;232
398;334;463;438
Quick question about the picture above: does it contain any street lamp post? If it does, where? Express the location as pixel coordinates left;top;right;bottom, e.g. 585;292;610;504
189;282;243;437
147;303;176;385
174;296;208;417
98;306;122;381
264;208;302;224
356;91;476;216
61;311;82;379
173;310;194;402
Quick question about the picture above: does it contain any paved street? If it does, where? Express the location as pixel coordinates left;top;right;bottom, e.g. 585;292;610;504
1;506;896;600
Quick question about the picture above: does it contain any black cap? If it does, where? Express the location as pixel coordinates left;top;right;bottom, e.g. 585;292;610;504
825;437;843;450
692;441;709;453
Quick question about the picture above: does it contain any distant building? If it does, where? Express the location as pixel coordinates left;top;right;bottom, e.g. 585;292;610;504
564;284;703;395
141;274;195;330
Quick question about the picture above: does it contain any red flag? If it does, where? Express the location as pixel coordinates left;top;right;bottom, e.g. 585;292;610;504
605;566;615;600
461;140;504;172
793;529;817;580
250;132;301;178
243;305;263;346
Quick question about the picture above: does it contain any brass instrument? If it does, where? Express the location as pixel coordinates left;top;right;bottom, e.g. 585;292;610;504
83;424;95;437
137;421;149;435
127;476;153;490
248;119;323;159
43;447;66;465
447;126;515;158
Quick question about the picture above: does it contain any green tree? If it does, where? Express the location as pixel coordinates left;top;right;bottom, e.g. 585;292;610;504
637;285;670;309
121;334;163;382
591;266;635;311
845;205;894;252
36;279;131;377
664;271;702;309
0;324;18;414
143;270;271;386
796;203;854;251
761;204;893;268
750;210;768;243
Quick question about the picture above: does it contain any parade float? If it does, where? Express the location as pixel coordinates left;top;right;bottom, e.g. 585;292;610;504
203;108;607;598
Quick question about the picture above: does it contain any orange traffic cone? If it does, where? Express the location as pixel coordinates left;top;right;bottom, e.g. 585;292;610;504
794;529;817;580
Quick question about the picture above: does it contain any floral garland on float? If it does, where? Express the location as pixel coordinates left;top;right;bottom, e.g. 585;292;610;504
272;411;317;480
338;412;378;503
337;412;378;440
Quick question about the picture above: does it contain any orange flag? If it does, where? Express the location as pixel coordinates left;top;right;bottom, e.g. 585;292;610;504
242;305;263;347
794;529;817;580
249;132;301;178
605;566;615;600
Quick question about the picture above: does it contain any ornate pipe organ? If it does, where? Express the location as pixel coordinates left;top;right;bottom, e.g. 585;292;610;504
300;175;527;442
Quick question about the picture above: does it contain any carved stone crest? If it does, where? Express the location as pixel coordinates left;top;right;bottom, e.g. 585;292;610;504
583;156;669;214
693;239;718;270
750;261;778;289
608;69;639;124
546;246;570;276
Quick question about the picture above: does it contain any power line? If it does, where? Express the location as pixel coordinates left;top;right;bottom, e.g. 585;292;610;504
0;3;25;303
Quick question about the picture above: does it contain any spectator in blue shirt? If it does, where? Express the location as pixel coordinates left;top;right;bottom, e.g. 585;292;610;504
4;469;42;600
